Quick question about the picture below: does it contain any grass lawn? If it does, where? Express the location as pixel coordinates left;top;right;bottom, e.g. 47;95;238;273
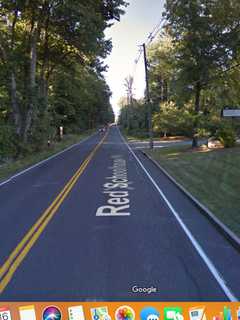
123;132;149;141
127;135;149;141
146;146;240;237
123;129;188;142
0;131;94;182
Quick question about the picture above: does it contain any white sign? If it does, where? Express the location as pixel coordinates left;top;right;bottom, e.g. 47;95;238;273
223;109;240;117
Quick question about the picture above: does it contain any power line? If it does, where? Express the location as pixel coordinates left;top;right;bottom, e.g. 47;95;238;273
186;60;240;91
129;16;166;114
207;62;240;85
124;17;166;149
146;17;165;46
131;17;166;80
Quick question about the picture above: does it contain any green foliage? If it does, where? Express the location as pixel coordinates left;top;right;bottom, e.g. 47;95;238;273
216;123;237;148
164;0;240;86
148;34;175;105
119;1;240;148
50;64;114;133
0;0;126;158
118;99;148;135
0;124;18;159
29;111;56;152
156;0;240;145
153;102;195;137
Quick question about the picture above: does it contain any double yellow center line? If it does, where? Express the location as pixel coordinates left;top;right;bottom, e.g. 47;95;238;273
0;131;108;294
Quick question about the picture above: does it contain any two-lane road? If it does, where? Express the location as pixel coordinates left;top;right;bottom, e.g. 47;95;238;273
0;126;240;301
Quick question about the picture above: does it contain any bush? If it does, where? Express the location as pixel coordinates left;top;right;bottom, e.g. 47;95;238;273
153;102;196;138
0;124;18;160
29;112;56;152
216;125;236;148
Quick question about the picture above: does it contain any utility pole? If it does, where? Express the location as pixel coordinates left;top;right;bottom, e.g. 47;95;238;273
126;90;130;130
124;76;134;132
142;43;153;149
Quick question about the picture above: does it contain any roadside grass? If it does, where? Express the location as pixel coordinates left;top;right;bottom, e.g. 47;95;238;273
0;131;94;182
127;135;149;141
123;131;149;141
127;135;189;142
122;129;188;142
146;146;240;237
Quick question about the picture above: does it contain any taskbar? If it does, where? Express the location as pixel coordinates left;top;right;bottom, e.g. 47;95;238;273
0;302;239;320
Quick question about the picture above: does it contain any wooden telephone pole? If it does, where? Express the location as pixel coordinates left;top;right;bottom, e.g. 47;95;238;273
142;43;153;149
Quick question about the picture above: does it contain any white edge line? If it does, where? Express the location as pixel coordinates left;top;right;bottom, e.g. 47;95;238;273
117;126;238;302
0;133;96;188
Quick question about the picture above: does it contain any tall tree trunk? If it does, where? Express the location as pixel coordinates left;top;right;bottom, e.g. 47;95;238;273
192;81;201;148
23;28;38;143
156;75;162;103
0;40;22;137
10;71;22;136
40;16;49;107
0;11;22;137
159;75;163;102
10;9;22;137
40;63;48;106
163;80;168;102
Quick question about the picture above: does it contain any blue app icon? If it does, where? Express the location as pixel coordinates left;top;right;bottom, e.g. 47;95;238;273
140;307;160;320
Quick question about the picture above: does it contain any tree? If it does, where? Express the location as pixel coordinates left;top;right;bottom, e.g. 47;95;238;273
0;0;127;157
118;96;149;137
163;0;240;147
148;33;175;105
124;75;134;105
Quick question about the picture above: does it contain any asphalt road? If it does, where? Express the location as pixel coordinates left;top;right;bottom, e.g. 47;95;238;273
0;126;240;301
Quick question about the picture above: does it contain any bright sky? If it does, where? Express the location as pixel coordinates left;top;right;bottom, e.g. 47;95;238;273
104;0;165;118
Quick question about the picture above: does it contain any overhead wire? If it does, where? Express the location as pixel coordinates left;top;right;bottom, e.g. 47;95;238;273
131;16;166;83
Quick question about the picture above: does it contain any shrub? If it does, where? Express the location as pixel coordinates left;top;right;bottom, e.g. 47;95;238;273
0;124;18;160
216;125;236;148
29;112;56;152
153;102;196;138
